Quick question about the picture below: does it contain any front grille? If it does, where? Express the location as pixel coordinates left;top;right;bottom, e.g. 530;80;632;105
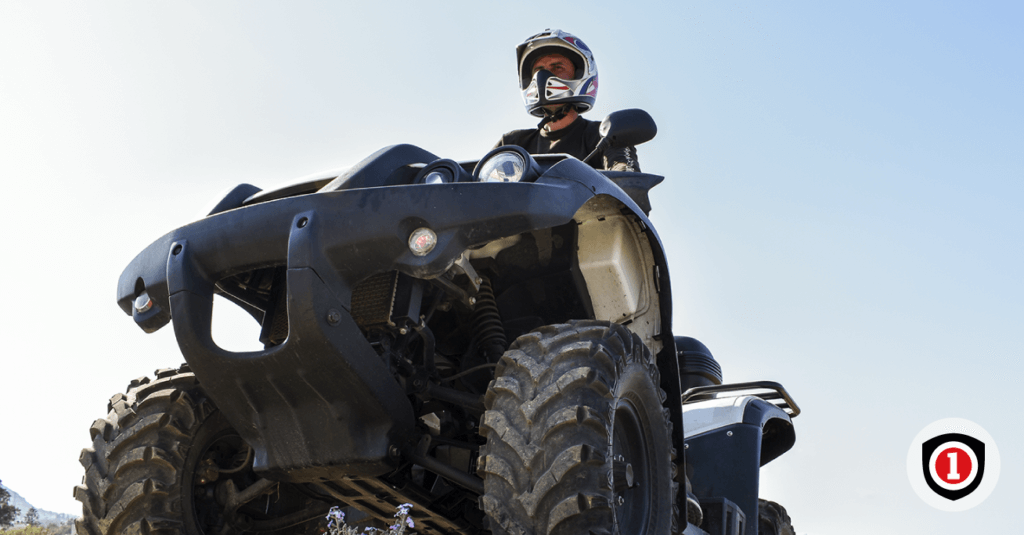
351;271;399;329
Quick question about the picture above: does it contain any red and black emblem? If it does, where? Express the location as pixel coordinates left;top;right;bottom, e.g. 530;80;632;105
922;433;985;501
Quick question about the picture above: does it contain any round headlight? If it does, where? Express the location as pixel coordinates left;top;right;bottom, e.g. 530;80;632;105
477;151;526;183
422;169;451;184
414;159;465;185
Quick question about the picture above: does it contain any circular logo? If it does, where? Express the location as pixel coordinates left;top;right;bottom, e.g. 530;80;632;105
907;418;1000;511
929;442;976;490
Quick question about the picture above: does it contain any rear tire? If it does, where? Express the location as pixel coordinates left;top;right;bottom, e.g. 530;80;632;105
758;499;795;535
478;320;678;535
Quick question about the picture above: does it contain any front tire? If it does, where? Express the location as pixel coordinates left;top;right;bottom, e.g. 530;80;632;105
478;320;678;535
74;366;324;535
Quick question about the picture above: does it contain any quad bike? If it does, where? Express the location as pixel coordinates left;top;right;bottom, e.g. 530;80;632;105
75;110;799;535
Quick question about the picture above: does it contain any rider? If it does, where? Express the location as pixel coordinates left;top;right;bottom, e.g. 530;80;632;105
494;29;640;172
498;30;709;527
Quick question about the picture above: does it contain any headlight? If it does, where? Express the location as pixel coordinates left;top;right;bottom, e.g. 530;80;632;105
478;152;526;182
422;169;452;184
473;145;540;183
414;159;467;185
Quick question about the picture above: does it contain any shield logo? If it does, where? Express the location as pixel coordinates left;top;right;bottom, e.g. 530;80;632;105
922;433;985;501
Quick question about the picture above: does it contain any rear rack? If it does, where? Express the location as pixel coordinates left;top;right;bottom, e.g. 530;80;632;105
681;380;801;417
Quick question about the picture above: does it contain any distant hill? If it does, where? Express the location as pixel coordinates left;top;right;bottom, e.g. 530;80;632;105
0;484;77;526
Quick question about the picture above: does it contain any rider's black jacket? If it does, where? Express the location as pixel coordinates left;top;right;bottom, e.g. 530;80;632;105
495;117;640;172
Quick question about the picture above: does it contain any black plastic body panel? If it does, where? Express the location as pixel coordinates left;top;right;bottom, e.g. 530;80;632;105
686;397;793;535
207;183;262;216
687;424;761;535
600;171;664;215
742;397;796;466
116;146;683;491
321;144;439;191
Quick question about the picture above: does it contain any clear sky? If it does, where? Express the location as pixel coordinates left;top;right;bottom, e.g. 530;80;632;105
1;1;1020;533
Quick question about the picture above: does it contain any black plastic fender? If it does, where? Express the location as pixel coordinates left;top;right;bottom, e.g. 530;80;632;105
685;397;794;535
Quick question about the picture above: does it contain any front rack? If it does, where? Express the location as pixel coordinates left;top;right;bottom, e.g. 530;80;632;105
681;380;801;417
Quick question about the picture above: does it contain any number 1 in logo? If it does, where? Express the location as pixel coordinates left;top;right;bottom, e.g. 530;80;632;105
947;451;959;480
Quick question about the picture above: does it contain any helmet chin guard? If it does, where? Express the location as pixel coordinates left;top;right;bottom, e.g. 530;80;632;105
516;29;598;117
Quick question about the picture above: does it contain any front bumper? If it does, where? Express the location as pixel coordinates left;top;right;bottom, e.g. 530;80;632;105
117;160;624;480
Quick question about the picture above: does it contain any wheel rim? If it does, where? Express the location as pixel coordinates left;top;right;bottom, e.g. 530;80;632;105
187;427;256;534
612;393;653;533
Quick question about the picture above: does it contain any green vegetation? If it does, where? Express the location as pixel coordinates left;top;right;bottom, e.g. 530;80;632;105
0;481;19;529
0;519;75;535
2;526;52;535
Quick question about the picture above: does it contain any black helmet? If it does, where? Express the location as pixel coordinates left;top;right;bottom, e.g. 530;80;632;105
515;29;598;117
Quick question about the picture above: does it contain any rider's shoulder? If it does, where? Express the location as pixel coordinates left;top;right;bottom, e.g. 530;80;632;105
580;117;601;135
499;127;541;146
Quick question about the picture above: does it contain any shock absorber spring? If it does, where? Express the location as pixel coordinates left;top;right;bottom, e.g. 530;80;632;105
472;277;507;361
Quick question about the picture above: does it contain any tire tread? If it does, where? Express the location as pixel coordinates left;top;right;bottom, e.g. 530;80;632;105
75;365;207;535
479;320;677;535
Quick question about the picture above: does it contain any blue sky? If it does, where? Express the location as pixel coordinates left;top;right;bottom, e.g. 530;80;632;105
1;2;1020;533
